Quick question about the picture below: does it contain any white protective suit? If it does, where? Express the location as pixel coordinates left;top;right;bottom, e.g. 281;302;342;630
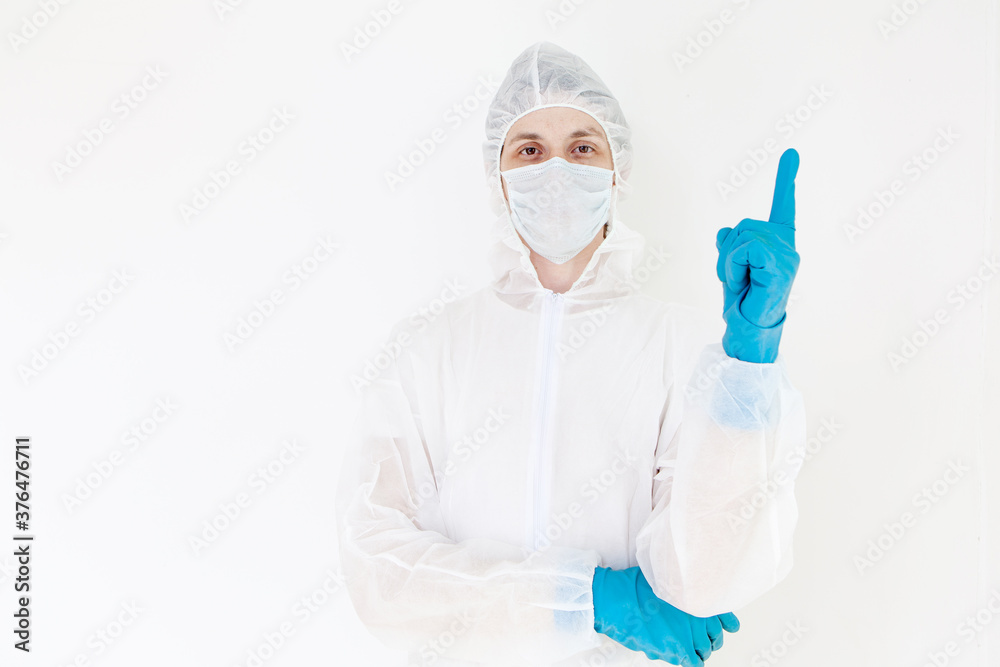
336;42;807;666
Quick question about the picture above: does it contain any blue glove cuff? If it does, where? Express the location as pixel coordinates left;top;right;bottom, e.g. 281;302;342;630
592;566;614;632
592;566;640;634
722;299;785;364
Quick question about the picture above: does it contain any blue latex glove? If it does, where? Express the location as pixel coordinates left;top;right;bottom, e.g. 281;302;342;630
716;148;800;363
592;566;740;665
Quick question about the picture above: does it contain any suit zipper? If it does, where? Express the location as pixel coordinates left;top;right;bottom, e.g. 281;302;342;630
529;290;563;550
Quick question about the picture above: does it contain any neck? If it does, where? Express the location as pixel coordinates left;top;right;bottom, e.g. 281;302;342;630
522;223;607;294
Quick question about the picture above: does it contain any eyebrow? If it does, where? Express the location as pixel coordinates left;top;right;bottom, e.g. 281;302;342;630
508;127;603;143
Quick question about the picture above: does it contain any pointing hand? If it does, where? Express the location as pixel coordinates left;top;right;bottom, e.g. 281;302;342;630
715;148;800;363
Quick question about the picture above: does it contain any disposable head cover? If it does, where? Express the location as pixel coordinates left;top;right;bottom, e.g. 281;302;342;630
482;41;634;221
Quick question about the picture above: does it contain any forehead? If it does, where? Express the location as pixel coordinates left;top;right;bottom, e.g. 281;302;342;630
505;106;609;143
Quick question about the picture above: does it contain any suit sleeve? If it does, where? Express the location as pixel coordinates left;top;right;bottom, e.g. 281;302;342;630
634;304;807;617
335;320;604;664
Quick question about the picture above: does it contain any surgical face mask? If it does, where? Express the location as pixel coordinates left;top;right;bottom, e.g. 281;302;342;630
500;157;614;264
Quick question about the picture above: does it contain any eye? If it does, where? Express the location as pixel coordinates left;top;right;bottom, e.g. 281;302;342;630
575;144;595;154
520;146;539;156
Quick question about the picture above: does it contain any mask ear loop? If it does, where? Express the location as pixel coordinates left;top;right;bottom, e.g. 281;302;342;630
605;178;619;239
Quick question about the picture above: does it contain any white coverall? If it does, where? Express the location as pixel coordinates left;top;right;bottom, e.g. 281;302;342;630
336;42;807;666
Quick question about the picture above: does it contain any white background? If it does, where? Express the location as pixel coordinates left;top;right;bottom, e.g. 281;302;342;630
0;0;997;665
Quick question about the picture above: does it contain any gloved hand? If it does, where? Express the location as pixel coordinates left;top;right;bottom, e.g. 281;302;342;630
716;148;800;364
592;566;740;665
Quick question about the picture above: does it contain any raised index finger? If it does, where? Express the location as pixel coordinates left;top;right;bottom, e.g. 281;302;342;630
768;148;799;227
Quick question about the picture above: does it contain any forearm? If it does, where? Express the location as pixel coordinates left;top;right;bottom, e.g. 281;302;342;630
337;370;604;663
636;344;806;616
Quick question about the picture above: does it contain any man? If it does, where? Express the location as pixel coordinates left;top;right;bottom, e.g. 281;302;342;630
337;41;805;666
